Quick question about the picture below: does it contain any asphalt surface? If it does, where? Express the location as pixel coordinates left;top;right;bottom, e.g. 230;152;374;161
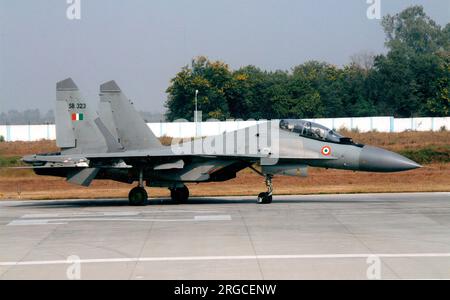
0;192;449;280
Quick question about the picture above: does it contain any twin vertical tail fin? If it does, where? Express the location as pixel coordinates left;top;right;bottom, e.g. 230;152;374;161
99;80;162;150
54;78;161;186
55;78;122;154
55;78;160;155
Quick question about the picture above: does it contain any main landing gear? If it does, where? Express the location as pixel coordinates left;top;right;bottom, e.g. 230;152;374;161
169;185;189;204
257;175;273;204
128;168;148;206
129;186;148;206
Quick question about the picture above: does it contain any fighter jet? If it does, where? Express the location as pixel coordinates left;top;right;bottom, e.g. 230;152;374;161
22;78;421;205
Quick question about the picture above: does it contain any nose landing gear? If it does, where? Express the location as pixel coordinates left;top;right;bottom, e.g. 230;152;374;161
257;175;273;204
248;165;274;204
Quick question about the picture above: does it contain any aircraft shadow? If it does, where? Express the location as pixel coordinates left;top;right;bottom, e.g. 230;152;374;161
10;197;390;208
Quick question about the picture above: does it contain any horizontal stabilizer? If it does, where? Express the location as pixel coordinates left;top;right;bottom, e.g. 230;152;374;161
66;168;100;187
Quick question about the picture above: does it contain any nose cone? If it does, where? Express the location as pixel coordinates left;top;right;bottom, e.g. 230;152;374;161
359;146;422;172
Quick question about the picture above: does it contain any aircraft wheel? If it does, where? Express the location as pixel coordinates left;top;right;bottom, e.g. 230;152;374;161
180;186;189;202
257;192;272;204
129;187;148;206
170;186;189;204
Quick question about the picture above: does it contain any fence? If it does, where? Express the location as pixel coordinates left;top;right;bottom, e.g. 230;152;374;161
0;116;449;142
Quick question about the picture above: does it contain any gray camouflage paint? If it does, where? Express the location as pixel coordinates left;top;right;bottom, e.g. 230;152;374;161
23;78;421;188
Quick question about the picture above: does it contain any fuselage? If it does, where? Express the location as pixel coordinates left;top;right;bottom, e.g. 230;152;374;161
23;119;421;188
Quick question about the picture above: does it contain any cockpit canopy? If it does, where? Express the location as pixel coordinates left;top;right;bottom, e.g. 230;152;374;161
279;119;357;145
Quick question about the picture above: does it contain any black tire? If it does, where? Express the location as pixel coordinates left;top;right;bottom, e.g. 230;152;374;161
170;189;179;203
179;186;189;202
129;187;148;206
170;186;189;204
257;192;272;204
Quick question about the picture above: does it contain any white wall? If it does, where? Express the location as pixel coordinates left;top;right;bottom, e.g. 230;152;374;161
1;117;449;141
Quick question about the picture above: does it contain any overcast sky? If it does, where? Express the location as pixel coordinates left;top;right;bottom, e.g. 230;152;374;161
0;0;449;114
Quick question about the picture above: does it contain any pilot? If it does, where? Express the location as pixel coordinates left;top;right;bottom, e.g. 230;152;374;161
314;128;325;140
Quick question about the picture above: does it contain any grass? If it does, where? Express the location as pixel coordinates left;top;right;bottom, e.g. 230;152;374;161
340;130;450;152
399;146;450;164
0;163;449;200
0;155;22;167
0;140;59;157
159;135;173;146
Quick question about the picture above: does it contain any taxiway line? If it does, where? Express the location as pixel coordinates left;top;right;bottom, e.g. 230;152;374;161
1;253;450;267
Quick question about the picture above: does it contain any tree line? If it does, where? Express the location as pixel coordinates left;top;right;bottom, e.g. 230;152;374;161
165;6;450;121
0;109;55;125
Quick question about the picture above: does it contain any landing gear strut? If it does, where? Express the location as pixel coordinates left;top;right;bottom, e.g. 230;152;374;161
170;185;189;204
248;165;274;204
257;175;273;204
128;168;148;206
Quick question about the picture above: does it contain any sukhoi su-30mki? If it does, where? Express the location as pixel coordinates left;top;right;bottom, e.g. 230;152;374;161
22;78;421;205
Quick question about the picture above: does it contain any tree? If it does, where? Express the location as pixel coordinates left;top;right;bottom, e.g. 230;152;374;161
292;61;341;117
382;6;445;54
373;5;450;117
165;56;231;121
371;49;420;117
349;51;376;74
165;6;449;120
225;66;266;119
423;51;450;116
341;64;378;117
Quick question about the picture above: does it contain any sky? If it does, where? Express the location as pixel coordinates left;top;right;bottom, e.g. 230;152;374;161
0;0;449;114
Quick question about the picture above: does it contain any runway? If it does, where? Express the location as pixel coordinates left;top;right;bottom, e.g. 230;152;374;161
0;192;449;280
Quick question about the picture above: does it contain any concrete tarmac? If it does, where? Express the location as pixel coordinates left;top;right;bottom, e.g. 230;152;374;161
0;192;449;280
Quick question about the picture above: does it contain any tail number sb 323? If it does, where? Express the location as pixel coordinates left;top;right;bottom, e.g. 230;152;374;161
69;103;87;110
